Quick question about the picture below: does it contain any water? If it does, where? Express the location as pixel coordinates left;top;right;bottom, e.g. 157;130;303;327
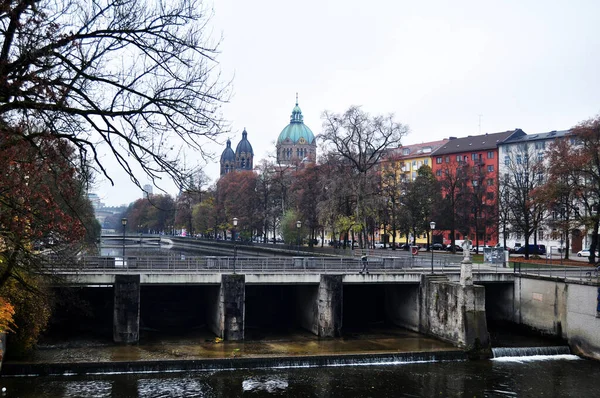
2;356;600;397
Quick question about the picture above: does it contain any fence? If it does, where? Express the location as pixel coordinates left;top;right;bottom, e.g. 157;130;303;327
43;255;455;274
513;261;600;283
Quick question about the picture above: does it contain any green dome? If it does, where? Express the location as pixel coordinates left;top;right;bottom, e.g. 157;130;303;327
277;101;315;145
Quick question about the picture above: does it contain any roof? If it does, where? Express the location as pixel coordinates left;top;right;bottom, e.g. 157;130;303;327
220;139;235;162
277;99;316;145
500;129;570;144
387;139;450;159
431;129;526;156
235;129;254;155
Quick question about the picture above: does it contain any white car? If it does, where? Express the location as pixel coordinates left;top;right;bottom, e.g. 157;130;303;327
374;242;386;249
577;249;599;257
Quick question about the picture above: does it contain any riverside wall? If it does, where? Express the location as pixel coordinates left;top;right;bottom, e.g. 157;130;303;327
489;276;600;360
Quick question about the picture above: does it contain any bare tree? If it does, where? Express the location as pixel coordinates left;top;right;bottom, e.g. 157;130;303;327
320;106;408;249
1;0;229;191
502;143;548;258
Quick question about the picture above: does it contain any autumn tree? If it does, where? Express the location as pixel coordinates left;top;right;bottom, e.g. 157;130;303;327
542;117;600;263
320;106;408;249
289;164;323;247
0;133;95;351
215;171;260;240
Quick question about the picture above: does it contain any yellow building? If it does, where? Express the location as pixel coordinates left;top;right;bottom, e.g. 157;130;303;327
376;139;449;247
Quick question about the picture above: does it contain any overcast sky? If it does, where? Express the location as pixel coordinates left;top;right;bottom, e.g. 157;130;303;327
97;0;600;207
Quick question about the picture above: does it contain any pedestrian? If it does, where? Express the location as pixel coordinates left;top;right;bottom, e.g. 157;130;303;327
360;255;369;275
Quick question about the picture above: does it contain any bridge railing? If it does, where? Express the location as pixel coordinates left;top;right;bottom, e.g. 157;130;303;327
48;255;456;273
513;261;600;283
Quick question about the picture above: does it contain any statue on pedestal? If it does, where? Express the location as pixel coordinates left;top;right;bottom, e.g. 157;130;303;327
460;239;473;286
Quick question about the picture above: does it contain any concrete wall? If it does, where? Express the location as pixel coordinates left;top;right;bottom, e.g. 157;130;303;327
113;274;141;343
205;275;245;340
513;277;567;337
317;275;343;337
295;285;319;335
419;275;490;354
384;285;420;332
221;274;245;341
566;284;600;360
205;285;222;338
513;276;600;359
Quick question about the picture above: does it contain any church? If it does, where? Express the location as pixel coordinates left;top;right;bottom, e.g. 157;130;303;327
220;96;317;175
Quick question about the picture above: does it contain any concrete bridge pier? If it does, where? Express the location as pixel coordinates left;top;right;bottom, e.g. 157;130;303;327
207;274;245;340
289;275;344;338
113;274;141;344
419;274;490;357
317;274;343;337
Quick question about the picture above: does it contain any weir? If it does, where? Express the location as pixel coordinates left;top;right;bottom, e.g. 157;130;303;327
491;346;571;358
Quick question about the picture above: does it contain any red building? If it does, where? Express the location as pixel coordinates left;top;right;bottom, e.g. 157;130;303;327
430;129;526;247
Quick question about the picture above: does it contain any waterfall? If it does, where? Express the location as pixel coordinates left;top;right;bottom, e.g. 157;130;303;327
491;346;577;361
1;351;468;376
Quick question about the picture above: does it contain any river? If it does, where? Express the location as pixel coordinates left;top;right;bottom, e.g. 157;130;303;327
2;355;599;397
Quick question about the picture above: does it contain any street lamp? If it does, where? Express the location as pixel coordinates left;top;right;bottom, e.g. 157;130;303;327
233;217;238;273
121;218;128;263
430;221;436;274
296;220;302;255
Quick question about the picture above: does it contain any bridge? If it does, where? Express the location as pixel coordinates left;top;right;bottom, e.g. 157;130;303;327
43;253;600;360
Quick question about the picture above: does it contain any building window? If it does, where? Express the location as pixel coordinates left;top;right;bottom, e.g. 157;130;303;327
487;151;494;159
538;152;543;162
403;148;410;155
412;160;417;167
424;159;429;165
486;192;494;200
537;173;544;183
487;165;494;172
436;170;442;176
516;155;522;164
535;141;546;150
445;156;450;163
504;156;510;166
538;230;544;240
472;180;479;186
436;157;442;164
412;171;417;179
456;155;461;162
471;153;477;161
487;179;494;186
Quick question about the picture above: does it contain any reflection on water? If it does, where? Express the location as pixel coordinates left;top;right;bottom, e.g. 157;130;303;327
2;357;600;397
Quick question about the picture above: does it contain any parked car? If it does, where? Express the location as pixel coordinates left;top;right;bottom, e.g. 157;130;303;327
374;242;387;249
577;249;599;257
514;244;547;255
470;245;492;253
445;244;463;252
432;243;444;250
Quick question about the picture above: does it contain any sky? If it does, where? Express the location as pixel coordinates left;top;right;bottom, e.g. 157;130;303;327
96;0;600;207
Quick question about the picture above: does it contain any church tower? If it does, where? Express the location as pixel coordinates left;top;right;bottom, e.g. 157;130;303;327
276;95;317;166
220;129;254;175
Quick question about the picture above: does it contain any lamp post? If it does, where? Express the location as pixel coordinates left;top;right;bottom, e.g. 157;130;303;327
430;221;436;274
233;217;238;273
121;218;128;264
296;220;302;255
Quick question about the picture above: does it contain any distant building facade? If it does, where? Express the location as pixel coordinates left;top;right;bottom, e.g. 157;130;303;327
220;128;254;175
